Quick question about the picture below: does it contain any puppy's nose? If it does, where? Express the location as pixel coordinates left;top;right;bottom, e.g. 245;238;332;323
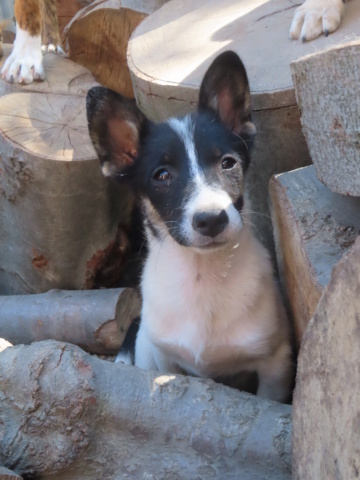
192;210;229;238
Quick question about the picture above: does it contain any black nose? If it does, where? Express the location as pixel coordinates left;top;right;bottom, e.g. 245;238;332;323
192;210;229;238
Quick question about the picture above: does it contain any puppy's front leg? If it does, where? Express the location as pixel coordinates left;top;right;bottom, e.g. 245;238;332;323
256;343;293;403
135;326;181;374
1;0;44;84
134;326;158;371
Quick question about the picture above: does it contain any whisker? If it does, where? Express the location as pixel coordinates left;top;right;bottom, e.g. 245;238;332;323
242;219;265;241
242;209;272;220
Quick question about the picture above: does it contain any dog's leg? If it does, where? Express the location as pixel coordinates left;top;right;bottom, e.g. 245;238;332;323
256;343;293;403
1;0;44;84
135;326;182;374
290;0;345;42
134;326;159;371
41;0;64;55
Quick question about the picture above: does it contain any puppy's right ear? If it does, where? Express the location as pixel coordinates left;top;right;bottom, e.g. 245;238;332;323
86;87;147;179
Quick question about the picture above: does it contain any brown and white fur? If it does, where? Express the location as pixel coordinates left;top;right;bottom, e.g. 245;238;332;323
86;51;293;403
1;0;62;84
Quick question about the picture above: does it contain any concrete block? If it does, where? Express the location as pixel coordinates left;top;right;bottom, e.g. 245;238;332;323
293;236;360;479
270;166;360;346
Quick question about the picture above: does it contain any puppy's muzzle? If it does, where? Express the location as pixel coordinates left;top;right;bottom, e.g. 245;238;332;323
192;209;229;238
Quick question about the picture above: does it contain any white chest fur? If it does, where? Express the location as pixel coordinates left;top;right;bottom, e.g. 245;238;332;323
139;226;283;378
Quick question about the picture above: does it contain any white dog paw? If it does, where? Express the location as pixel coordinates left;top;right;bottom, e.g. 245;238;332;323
114;351;133;366
1;26;45;84
290;0;345;42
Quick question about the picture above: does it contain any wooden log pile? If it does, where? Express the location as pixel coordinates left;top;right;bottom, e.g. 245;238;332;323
2;3;360;479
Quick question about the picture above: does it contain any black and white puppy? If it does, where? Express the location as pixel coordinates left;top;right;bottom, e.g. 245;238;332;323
86;51;293;403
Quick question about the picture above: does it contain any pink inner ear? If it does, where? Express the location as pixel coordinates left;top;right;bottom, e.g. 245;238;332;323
108;117;139;167
217;89;243;135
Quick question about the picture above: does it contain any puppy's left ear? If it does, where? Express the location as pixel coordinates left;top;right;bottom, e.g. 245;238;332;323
198;51;256;138
86;86;147;179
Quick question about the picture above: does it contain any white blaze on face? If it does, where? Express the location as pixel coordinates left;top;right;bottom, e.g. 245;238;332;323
1;26;44;84
167;115;243;247
168;115;202;180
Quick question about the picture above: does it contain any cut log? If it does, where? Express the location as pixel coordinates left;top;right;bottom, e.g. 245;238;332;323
293;236;360;480
64;0;168;97
0;288;141;354
269;165;360;347
0;467;23;480
56;0;93;42
291;39;360;196
0;340;292;480
0;47;136;294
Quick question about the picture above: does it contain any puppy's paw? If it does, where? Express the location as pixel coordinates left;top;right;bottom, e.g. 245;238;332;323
114;350;133;366
290;0;345;42
1;27;45;84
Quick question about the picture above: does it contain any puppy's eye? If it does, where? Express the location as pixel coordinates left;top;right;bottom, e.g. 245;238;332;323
221;156;237;170
153;167;172;182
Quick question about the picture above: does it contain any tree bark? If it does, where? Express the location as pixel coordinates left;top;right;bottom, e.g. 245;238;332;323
0;340;292;480
64;0;168;97
0;288;141;354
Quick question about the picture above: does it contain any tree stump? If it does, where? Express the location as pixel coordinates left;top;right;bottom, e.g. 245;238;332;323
64;0;168;97
291;38;360;196
0;340;292;479
269;166;360;347
0;47;135;294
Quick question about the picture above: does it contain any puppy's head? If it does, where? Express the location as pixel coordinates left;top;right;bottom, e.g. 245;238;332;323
87;51;256;252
